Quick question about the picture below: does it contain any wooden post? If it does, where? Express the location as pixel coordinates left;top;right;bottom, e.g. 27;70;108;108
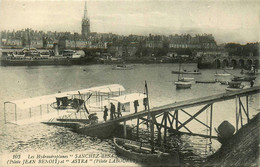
175;110;178;130
246;96;249;122
239;98;243;127
124;121;127;139
29;108;32;117
164;112;167;144
210;104;213;142
235;96;238;131
145;81;154;153
136;118;139;139
150;115;154;153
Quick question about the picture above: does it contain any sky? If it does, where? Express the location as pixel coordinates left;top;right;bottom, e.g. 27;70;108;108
0;0;259;44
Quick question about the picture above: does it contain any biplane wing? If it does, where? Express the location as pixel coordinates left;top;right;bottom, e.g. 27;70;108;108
109;93;147;104
4;84;125;125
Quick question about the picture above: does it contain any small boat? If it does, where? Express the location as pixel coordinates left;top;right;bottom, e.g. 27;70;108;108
232;76;256;82
175;80;192;89
113;138;179;165
171;70;201;75
112;64;133;70
219;81;229;85
225;81;245;91
224;66;234;70
173;63;193;89
214;71;231;76
181;77;194;82
196;80;216;84
215;73;231;76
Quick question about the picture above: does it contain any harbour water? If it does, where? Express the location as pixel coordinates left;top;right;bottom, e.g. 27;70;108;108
0;63;259;166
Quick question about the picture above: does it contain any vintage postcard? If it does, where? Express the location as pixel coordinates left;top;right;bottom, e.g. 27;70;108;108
0;0;259;166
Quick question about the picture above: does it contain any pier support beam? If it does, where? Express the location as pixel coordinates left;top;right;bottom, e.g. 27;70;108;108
124;121;127;139
150;115;155;153
210;104;213;142
177;104;211;131
136;118;139;139
164;112;168;144
175;110;178;129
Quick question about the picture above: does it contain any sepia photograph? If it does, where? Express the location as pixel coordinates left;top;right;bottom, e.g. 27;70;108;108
0;0;259;166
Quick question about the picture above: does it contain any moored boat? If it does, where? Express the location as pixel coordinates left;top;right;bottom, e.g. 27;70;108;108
113;137;179;165
215;73;231;76
232;76;256;82
1;46;93;66
175;81;192;89
112;64;133;70
180;77;194;82
224;66;234;70
214;71;231;76
171;70;201;75
196;80;216;84
225;81;245;91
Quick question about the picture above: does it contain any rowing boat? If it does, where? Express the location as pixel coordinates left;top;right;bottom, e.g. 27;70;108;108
113;137;179;165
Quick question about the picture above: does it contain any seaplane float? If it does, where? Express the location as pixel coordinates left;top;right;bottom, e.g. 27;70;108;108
3;84;147;137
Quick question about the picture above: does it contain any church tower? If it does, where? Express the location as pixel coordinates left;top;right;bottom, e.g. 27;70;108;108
81;1;90;37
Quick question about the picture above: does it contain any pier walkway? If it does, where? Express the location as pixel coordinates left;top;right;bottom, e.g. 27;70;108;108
76;86;260;140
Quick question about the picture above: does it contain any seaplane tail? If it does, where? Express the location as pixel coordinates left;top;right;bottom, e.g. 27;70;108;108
8;110;74;125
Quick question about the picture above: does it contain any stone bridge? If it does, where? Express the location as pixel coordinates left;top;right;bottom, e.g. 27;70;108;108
213;56;259;69
198;52;259;69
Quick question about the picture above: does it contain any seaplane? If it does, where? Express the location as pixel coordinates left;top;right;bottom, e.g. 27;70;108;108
3;84;125;127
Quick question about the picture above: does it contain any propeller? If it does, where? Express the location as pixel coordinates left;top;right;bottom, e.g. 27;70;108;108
76;91;92;114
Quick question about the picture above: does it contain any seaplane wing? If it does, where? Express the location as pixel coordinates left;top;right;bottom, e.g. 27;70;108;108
4;84;125;125
109;93;147;104
66;84;125;95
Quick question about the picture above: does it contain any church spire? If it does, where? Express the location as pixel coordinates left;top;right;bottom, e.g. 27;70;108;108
83;1;88;20
82;0;90;36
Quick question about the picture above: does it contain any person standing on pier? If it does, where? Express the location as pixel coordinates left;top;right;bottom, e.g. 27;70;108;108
117;102;122;118
143;95;148;111
250;80;254;87
134;100;139;113
110;102;116;120
103;106;108;121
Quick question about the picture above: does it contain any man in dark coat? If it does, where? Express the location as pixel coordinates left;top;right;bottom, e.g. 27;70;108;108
110;102;116;120
103;106;108;121
117;102;122;118
143;96;148;111
134;100;139;113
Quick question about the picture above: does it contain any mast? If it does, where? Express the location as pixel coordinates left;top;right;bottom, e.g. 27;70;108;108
178;60;181;81
145;80;154;153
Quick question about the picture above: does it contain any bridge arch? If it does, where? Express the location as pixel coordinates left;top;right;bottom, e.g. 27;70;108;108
222;59;229;68
230;59;237;68
214;59;221;68
238;59;245;69
254;59;259;69
246;59;253;69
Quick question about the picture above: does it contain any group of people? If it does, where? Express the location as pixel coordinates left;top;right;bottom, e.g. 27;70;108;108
103;102;124;121
103;96;149;121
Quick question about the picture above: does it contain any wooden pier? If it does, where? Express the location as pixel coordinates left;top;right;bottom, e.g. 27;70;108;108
75;86;260;142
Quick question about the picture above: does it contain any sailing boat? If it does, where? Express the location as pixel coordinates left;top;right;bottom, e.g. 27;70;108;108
174;63;192;89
